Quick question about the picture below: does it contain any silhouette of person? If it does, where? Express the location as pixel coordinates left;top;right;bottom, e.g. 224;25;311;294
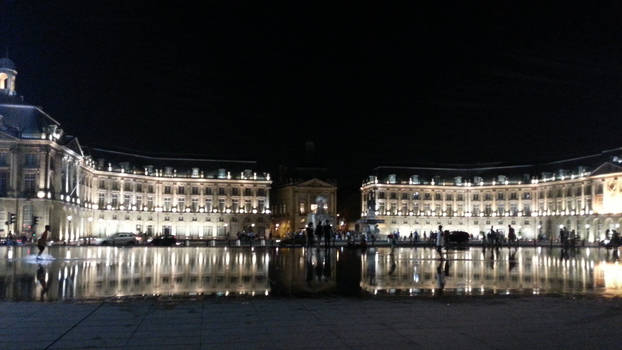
36;264;50;301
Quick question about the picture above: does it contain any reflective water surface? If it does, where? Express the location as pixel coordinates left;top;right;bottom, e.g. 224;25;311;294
1;246;622;301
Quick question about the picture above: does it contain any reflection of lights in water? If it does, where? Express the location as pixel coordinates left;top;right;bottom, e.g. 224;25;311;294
596;263;622;292
7;249;12;260
265;290;269;296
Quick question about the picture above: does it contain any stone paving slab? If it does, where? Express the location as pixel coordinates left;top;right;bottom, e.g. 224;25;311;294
1;296;622;349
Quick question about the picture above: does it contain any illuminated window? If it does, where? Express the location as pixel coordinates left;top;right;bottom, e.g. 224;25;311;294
0;72;7;89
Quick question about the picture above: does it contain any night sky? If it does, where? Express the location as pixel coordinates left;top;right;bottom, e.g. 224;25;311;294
2;1;622;218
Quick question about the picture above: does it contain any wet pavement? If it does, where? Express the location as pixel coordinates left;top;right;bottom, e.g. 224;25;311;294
1;246;622;301
2;296;622;349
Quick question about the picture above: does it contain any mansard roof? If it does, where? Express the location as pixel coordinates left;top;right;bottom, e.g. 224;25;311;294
369;147;622;185
0;103;60;138
84;147;269;180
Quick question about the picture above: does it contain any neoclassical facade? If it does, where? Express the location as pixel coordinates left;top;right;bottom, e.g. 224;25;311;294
0;58;271;241
361;152;622;241
271;178;337;237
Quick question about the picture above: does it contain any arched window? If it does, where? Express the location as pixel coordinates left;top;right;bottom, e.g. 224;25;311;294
0;72;8;89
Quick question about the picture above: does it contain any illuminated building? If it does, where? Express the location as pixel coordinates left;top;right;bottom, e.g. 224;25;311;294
0;58;271;241
270;163;337;237
361;152;622;241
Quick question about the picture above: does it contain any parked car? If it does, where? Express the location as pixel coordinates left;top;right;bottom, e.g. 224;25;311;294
101;232;139;246
150;234;176;247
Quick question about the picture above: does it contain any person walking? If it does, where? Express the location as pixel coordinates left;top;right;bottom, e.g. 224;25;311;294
436;225;444;259
305;223;314;247
323;221;332;247
314;222;323;246
37;225;50;258
508;225;517;248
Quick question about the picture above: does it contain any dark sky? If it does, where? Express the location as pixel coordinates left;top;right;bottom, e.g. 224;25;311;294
3;1;622;218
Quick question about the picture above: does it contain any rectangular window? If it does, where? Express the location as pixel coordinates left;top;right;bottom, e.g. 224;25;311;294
164;186;172;194
401;193;408;200
23;173;36;193
0;153;8;166
24;154;38;168
510;192;517;200
484;193;492;201
258;200;265;212
164;198;172;211
389;192;397;200
232;199;239;212
523;192;531;200
472;194;479;201
457;194;464;201
192;187;199;195
245;200;252;212
123;194;130;206
124;182;131;191
112;194;119;207
299;201;305;214
204;187;213;195
98;193;105;208
136;196;142;209
218;188;225;196
424;193;431;200
497;192;504;200
192;198;198;211
434;193;441;201
244;188;252;196
205;199;212;212
413;192;420;200
99;180;106;189
378;192;385;199
112;182;120;191
231;188;240;196
177;186;185;195
446;194;453;201
472;204;480;215
177;198;185;210
257;189;266;197
147;196;154;209
218;199;225;212
136;184;142;192
148;185;154;193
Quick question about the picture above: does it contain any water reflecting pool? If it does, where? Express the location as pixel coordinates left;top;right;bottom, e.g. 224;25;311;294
1;246;622;301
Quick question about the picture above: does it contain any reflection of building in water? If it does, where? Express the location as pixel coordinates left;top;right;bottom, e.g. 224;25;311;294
362;153;622;240
269;247;337;295
360;247;618;296
0;247;269;301
0;58;272;241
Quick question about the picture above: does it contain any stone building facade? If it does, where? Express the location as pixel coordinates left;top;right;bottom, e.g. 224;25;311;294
361;152;622;241
0;58;271;241
271;178;337;237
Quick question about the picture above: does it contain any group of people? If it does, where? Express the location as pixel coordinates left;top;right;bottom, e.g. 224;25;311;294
2;226;50;257
304;221;334;247
482;225;518;248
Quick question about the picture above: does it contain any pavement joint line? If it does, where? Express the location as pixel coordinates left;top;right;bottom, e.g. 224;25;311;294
43;302;104;350
123;301;155;347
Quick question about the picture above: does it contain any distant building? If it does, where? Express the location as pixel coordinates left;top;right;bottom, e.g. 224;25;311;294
0;58;271;241
271;164;337;237
361;152;622;241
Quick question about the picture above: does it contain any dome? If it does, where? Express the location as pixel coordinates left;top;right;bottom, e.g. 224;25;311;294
0;58;17;71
